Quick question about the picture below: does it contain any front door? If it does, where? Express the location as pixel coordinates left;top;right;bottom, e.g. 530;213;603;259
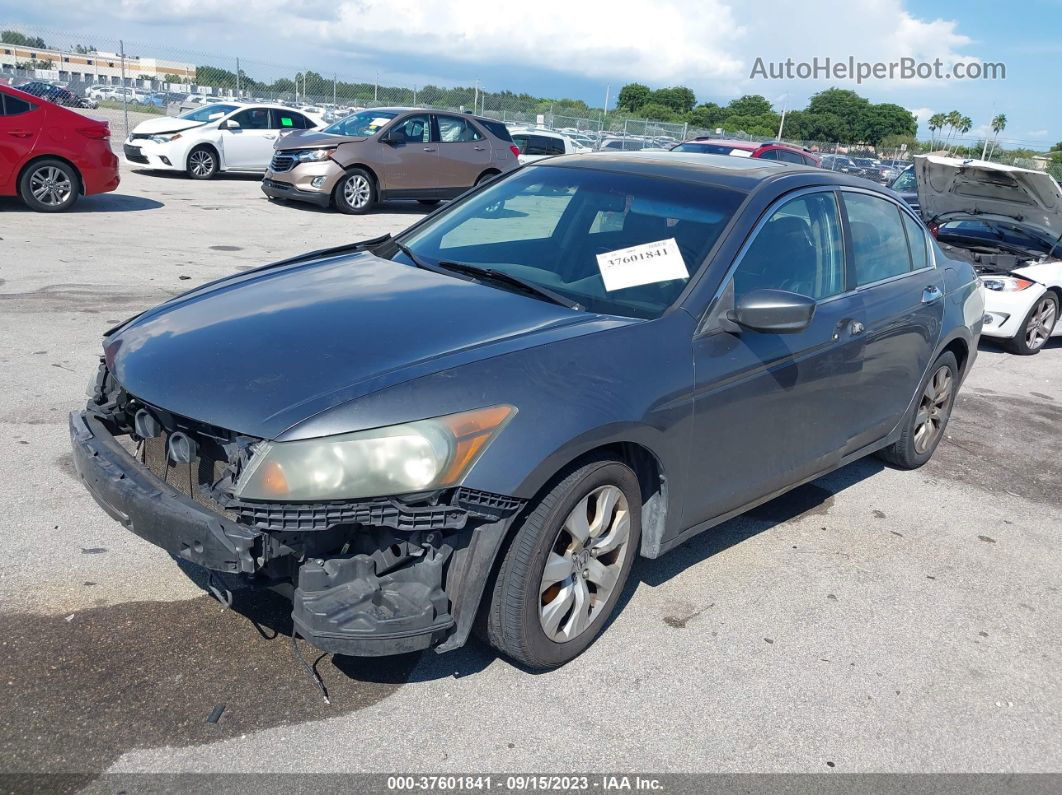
434;114;493;190
0;92;41;186
220;108;277;170
840;190;945;449
379;113;437;192
686;189;866;526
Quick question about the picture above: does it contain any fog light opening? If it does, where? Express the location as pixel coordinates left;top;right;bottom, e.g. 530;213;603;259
310;176;326;189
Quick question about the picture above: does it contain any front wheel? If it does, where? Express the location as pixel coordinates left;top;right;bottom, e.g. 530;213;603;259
485;456;641;669
187;146;218;179
334;168;376;214
19;160;80;212
1005;292;1058;355
876;352;958;469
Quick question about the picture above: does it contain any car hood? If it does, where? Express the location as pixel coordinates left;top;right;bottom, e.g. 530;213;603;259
105;252;621;439
916;155;1062;238
275;129;366;150
130;116;208;136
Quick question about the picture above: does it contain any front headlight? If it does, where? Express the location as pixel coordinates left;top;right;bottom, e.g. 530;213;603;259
233;405;516;501
980;276;1035;292
149;133;182;144
292;148;336;163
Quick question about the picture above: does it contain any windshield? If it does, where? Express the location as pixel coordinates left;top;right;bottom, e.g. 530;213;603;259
891;167;916;192
179;104;238;122
323;110;398;136
399;165;743;319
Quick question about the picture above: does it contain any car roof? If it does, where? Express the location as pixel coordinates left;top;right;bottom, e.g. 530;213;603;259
532;150;838;192
690;138;757;149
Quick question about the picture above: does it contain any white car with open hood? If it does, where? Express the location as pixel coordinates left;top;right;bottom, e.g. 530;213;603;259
917;155;1062;354
123;103;322;179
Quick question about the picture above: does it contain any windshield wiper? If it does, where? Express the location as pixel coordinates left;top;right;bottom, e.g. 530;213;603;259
437;261;583;311
393;240;438;273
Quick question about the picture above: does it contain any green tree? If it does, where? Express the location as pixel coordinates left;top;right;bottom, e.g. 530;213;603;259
725;94;773;117
985;113;1007;160
1;31;48;48
648;86;696;114
617;83;652;113
928;113;946;149
636;102;683;122
687;102;727;129
858;103;917;146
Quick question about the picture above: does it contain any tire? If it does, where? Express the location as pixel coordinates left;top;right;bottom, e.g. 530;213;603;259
876;351;959;470
417;199;441;206
1004;292;1058;356
187;146;218;180
476;170;500;187
18;159;80;212
334;168;376;214
486;456;641;669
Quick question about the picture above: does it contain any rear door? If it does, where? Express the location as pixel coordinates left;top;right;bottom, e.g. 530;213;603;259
840;190;944;449
220;107;276;170
434;114;492;189
0;91;42;190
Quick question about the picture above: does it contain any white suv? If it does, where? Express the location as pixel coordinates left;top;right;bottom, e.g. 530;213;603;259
507;127;588;164
123;103;321;178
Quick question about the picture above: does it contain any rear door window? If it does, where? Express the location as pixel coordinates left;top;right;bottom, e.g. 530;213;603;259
479;119;513;141
844;193;913;285
901;212;930;270
1;94;35;116
436;115;483;142
273;109;311;129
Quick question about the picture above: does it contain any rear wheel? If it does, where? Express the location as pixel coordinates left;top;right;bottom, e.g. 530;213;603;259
334;168;376;214
187;146;218;179
876;352;958;469
1005;293;1058;355
486;456;641;669
19;160;79;212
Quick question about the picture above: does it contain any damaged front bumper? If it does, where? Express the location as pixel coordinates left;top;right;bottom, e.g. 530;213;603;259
69;410;523;657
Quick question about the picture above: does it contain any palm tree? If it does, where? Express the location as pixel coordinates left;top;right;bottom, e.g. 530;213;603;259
928;113;946;149
955;116;973;155
985;113;1007;160
944;110;962;153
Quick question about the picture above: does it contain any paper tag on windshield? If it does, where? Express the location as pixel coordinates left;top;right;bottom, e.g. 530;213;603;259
596;238;689;292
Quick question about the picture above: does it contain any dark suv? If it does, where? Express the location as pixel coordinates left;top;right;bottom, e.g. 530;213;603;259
72;153;983;669
262;108;520;213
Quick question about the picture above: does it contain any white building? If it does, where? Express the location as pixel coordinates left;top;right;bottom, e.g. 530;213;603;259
0;42;195;85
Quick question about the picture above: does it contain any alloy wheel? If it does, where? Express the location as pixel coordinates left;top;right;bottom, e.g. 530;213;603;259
538;485;632;642
343;174;371;209
1025;296;1057;351
913;365;953;455
29;166;73;207
189;150;215;177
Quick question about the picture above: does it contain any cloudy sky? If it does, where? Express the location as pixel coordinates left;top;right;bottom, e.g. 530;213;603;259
1;0;1054;147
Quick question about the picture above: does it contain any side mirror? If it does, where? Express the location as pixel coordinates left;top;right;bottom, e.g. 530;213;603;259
379;131;400;145
728;288;816;334
221;119;240;130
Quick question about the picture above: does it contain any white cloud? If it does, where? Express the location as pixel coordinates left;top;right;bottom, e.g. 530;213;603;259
1027;129;1049;138
32;0;982;95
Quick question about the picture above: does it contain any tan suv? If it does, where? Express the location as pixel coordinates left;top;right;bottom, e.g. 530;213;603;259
261;107;520;214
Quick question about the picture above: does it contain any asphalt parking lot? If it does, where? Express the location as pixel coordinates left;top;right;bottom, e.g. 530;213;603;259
1;162;1060;778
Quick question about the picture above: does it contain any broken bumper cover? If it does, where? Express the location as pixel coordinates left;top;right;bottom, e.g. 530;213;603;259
69;410;523;657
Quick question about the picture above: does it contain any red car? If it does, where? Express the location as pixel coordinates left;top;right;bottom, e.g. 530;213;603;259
0;83;119;212
671;138;821;167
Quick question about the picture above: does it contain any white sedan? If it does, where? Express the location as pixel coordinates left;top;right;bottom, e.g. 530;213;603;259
123;103;321;179
508;127;589;164
917;155;1062;354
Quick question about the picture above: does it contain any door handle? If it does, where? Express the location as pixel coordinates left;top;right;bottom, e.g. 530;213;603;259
833;319;864;340
264;134;277;139
922;285;943;304
473;145;486;150
6;131;31;138
423;146;437;152
850;320;865;335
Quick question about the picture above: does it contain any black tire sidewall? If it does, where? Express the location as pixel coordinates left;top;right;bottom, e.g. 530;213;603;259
334;168;376;214
1007;292;1058;355
18;159;79;212
187;146;218;180
510;460;642;668
896;351;959;467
